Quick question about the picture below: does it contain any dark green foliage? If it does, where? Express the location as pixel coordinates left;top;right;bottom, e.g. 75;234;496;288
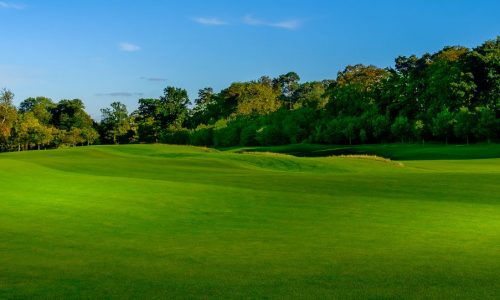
159;128;190;145
432;108;455;144
282;108;316;144
391;116;411;143
239;122;260;146
474;107;498;142
159;87;191;129
213;121;242;147
1;37;499;152
454;107;475;144
190;125;214;146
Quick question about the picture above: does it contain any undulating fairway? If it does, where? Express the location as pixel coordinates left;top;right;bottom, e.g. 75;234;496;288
1;144;499;299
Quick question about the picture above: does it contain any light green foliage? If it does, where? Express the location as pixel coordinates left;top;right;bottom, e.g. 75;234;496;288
223;81;281;116
0;144;499;299
0;88;17;146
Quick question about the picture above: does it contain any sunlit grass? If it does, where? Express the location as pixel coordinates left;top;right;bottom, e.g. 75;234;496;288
0;144;499;299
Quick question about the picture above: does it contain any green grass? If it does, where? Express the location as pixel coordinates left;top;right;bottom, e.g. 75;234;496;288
0;144;499;299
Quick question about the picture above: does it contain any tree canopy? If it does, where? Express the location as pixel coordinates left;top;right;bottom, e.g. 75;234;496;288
1;36;499;151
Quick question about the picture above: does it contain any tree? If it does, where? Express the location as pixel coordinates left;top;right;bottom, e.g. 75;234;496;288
467;37;499;111
413;119;426;144
292;81;329;109
432;108;455;144
275;72;300;109
371;114;390;142
100;102;130;144
19;96;56;125
159;86;190;129
234;82;281;116
51;99;87;131
134;98;162;143
326;65;389;117
190;87;216;127
453;107;475;144
282;108;316;143
66;127;84;147
0;89;17;149
473;107;498;142
391;116;410;143
14;112;40;150
342;117;359;145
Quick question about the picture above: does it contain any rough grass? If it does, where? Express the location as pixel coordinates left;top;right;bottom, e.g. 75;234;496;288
0;144;499;299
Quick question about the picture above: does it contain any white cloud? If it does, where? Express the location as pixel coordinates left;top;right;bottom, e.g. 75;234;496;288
192;17;227;26
119;42;141;52
0;1;26;9
243;15;302;30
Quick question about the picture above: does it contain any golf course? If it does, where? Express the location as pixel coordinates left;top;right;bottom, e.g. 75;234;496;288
0;144;499;299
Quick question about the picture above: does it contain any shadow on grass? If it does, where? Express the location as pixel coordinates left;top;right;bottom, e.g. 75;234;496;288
230;143;500;160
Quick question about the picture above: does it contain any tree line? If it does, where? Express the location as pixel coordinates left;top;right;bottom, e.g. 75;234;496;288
1;37;498;151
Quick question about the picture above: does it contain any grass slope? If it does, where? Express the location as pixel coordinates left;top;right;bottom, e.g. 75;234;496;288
232;143;500;160
0;144;499;299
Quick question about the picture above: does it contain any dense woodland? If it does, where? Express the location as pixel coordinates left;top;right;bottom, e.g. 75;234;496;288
0;37;498;151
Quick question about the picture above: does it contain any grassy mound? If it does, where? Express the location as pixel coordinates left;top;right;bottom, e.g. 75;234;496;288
232;143;500;160
0;144;499;299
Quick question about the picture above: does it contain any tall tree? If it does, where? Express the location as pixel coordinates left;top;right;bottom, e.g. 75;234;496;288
275;72;300;109
159;86;190;129
100;102;130;144
19;96;56;125
0;89;18;149
326;65;389;117
134;98;162;143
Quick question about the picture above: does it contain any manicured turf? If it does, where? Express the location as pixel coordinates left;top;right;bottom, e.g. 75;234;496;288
0;144;499;299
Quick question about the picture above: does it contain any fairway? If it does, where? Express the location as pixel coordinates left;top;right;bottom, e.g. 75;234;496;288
0;144;499;299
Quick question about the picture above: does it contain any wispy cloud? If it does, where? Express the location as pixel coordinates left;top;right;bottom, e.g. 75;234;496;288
140;76;167;82
0;1;27;9
96;92;144;97
119;42;141;52
243;15;302;30
192;17;227;26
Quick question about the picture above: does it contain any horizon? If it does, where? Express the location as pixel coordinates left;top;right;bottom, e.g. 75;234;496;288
1;0;499;119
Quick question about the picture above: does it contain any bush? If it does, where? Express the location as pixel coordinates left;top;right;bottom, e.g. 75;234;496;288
190;125;214;146
213;123;241;147
240;123;260;146
159;129;190;145
255;124;288;146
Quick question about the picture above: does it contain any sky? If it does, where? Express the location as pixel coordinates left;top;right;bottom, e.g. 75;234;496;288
1;0;499;119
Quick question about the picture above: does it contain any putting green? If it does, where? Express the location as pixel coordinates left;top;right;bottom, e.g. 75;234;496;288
0;144;499;299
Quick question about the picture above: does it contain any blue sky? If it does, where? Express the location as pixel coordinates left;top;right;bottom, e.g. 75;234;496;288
1;0;499;118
